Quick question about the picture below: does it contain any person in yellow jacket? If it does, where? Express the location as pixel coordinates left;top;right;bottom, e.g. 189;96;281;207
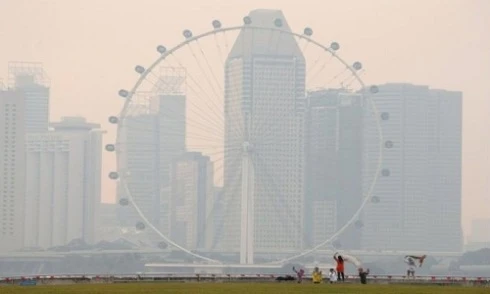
312;267;323;284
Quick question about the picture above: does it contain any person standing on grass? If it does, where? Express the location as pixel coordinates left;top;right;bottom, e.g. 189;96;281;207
358;267;370;284
404;254;426;278
292;267;305;284
312;267;323;284
328;268;337;284
333;252;345;282
404;256;417;278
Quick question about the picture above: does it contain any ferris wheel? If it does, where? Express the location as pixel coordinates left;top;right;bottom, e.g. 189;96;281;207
106;10;383;265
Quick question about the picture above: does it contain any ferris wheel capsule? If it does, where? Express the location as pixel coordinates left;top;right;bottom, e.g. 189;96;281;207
108;116;119;124
119;198;129;206
135;222;146;231
183;29;193;39
212;20;222;29
105;144;115;152
108;171;119;180
118;89;129;98
354;220;364;228
135;65;145;74
243;16;252;25
303;27;313;36
274;18;283;28
330;42;340;51
353;61;362;71
157;45;167;54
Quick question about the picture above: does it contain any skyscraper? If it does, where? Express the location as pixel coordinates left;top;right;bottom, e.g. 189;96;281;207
305;89;363;250
117;90;186;237
170;152;214;250
361;83;462;252
426;88;463;252
0;90;26;252
221;9;306;257
24;117;103;248
8;62;50;133
152;91;186;236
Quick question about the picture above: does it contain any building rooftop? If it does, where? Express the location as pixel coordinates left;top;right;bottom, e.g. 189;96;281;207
228;9;303;59
50;116;101;131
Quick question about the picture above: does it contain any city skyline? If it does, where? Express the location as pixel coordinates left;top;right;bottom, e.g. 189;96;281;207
1;1;488;240
0;1;488;251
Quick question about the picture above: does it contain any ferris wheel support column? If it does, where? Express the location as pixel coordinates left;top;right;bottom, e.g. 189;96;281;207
240;142;254;264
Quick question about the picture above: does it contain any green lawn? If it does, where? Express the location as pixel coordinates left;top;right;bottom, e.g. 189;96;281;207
1;283;489;294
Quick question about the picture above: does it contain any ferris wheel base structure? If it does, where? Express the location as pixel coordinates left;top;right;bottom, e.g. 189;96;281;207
240;142;255;264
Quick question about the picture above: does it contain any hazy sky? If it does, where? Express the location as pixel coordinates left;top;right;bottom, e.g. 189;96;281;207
1;0;489;239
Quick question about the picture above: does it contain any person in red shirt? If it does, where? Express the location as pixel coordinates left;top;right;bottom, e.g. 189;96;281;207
333;252;345;281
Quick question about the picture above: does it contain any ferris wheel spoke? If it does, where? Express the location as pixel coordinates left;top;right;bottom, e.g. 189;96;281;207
323;67;350;87
143;71;226;133
213;154;241;243
252;152;307;246
299;36;310;54
166;53;226;126
251;106;299;145
119;115;223;143
185;42;223;106
213;33;226;68
195;38;224;95
306;55;334;86
194;166;226;248
342;69;365;90
137;101;224;136
271;31;284;56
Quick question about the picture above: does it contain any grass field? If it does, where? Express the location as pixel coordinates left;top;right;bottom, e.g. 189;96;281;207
1;283;489;294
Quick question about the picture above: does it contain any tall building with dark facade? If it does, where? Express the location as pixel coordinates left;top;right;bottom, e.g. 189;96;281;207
305;89;363;249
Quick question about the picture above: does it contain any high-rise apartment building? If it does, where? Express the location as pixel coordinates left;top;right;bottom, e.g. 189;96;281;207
8;62;50;133
361;83;462;252
170;152;214;250
24;117;103;248
0;90;26;252
305;89;363;249
221;9;306;254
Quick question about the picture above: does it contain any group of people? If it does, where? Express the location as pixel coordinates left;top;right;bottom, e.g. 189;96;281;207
290;253;427;284
292;252;370;284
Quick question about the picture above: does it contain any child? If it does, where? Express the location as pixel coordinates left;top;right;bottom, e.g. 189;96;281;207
358;267;370;284
292;266;305;284
328;268;337;284
312;267;323;284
